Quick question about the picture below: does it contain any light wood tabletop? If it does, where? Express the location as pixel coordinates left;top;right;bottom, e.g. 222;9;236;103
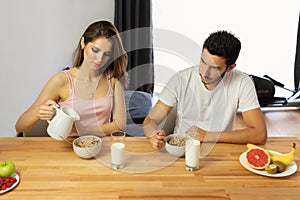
0;136;299;200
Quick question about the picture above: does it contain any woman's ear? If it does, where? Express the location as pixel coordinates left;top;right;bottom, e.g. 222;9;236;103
80;37;85;49
226;64;236;72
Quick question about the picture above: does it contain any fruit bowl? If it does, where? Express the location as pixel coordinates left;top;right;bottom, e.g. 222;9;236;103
73;135;102;159
165;134;186;157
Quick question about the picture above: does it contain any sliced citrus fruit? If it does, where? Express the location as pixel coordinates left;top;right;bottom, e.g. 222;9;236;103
245;147;271;169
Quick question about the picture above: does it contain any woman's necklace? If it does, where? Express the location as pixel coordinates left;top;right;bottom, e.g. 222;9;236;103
74;70;102;100
83;79;99;99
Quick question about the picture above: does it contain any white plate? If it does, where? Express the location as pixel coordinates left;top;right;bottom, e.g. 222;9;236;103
0;173;20;194
239;151;297;177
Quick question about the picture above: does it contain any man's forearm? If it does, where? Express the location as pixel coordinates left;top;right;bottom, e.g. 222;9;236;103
216;127;267;145
143;116;160;137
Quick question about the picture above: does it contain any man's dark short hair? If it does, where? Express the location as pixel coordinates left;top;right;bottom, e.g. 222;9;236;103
203;30;241;67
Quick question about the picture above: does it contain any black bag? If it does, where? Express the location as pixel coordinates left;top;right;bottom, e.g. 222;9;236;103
249;75;287;106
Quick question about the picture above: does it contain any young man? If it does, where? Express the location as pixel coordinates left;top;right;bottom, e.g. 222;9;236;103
143;30;267;149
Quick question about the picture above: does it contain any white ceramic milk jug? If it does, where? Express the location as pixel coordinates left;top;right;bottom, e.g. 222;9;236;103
47;106;80;140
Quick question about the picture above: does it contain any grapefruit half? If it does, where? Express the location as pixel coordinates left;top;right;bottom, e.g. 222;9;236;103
245;147;271;169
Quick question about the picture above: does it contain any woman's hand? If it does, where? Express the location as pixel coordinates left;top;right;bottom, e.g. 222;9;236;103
38;100;58;120
149;130;166;149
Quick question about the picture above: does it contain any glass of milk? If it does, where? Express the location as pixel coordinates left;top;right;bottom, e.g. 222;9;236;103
110;131;126;169
185;138;200;171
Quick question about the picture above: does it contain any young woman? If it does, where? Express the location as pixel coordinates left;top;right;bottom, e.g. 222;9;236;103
15;20;128;137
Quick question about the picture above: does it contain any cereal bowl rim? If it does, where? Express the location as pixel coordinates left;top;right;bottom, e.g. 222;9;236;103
73;135;102;149
165;134;186;147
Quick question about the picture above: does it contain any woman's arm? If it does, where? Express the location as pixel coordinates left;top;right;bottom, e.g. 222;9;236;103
15;72;67;133
99;78;126;135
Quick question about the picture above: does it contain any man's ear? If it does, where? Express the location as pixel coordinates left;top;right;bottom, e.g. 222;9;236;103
226;64;236;72
80;37;85;49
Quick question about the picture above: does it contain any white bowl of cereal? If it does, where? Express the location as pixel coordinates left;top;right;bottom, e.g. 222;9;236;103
165;134;186;157
73;135;102;159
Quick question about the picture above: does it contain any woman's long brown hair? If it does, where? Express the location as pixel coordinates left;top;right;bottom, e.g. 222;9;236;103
72;20;128;87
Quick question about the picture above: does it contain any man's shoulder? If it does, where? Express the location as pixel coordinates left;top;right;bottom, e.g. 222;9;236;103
179;66;197;73
227;69;252;82
176;66;198;78
228;69;247;76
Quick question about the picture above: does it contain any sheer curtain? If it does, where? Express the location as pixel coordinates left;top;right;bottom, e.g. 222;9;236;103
114;0;154;94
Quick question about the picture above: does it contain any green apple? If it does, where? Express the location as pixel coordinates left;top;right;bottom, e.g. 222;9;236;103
0;161;15;177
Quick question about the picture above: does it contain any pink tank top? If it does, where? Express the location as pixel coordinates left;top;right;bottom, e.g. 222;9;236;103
59;70;113;137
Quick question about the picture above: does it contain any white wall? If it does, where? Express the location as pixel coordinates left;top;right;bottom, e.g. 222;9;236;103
2;0;299;137
0;0;114;137
153;0;300;97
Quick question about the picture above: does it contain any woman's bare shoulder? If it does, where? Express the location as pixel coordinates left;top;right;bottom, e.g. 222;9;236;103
50;68;78;83
47;71;69;87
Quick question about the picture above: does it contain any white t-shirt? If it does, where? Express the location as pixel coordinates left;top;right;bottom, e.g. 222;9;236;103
159;66;260;135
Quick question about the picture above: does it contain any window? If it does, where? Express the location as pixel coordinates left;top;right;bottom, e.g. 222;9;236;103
153;0;300;98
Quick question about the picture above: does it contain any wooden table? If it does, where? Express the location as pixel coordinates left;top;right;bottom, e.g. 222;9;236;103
0;137;299;200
